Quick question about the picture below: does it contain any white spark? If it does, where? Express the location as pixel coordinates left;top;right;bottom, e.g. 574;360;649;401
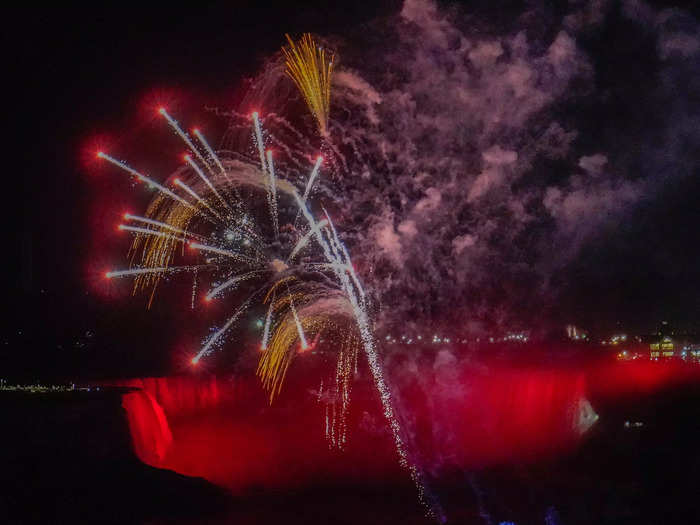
97;153;195;211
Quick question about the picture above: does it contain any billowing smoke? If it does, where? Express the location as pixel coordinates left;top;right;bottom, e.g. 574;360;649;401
234;0;700;334
328;0;699;333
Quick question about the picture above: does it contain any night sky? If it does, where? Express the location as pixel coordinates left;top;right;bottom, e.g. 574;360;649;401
6;1;700;380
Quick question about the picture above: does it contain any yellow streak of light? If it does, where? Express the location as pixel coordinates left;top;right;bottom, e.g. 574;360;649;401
283;33;334;136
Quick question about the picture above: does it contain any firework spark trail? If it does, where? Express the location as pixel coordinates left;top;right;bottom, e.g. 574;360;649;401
294;155;323;225
105;265;206;279
205;270;267;301
97;153;197;212
293;191;444;522
302;155;323;202
316;201;445;520
220;111;313;171
123;214;204;241
288;219;328;261
183;154;231;212
159;108;218;177
193;128;231;184
192;298;253;364
265;149;279;239
292;191;337;264
191;269;198;310
261;291;275;350
193;129;246;206
289;295;309;350
324;227;345;276
317;222;356;300
173;178;225;222
118;224;189;244
252;112;267;174
252;112;279;239
303;262;342;270
323;209;365;301
105;267;170;279
188;242;259;265
347;281;444;522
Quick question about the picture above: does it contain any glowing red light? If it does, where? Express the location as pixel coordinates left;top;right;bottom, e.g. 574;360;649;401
317;155;323;163
158;107;166;115
192;128;200;134
174;178;180;185
183;153;191;162
105;272;112;279
190;357;198;366
96;151;104;159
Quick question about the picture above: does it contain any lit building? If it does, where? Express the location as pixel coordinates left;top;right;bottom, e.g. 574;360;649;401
650;321;674;359
566;325;587;341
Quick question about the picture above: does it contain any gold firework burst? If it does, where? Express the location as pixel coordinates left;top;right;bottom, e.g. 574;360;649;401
282;33;334;136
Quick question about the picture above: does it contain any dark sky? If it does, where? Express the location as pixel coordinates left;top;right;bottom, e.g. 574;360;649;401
5;1;700;380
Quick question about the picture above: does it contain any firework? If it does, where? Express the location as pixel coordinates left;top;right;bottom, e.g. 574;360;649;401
100;108;443;521
302;155;323;203
100;109;359;405
283;33;334;136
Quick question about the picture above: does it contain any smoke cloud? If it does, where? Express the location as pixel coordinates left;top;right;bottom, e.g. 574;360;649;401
322;0;700;333
234;0;699;334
